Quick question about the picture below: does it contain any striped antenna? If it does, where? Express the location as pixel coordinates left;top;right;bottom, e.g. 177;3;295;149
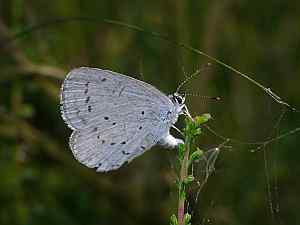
184;93;221;101
176;63;212;93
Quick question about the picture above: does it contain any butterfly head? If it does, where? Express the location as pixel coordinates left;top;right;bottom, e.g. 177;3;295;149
171;92;185;105
169;93;192;119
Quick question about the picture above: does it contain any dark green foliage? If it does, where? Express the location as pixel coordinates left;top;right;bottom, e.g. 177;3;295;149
1;1;300;225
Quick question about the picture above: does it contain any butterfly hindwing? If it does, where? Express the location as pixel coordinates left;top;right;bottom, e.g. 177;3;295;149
70;119;168;171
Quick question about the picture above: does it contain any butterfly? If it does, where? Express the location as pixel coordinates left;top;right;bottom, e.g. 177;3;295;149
60;67;191;172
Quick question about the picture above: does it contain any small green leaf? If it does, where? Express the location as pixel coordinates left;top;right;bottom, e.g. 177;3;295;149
184;117;196;135
184;213;192;224
184;175;194;185
195;113;212;126
189;148;204;167
192;127;201;136
170;214;178;225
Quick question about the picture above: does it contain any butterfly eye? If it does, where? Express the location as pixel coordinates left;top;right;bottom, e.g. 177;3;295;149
174;95;183;104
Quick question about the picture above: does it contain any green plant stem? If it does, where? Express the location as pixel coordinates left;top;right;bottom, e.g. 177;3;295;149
178;136;190;225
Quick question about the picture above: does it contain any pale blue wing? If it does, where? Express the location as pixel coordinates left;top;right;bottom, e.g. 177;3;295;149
70;119;169;171
60;67;177;171
60;67;173;130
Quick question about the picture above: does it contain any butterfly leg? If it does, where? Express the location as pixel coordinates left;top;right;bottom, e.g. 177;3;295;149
183;105;193;121
172;125;184;137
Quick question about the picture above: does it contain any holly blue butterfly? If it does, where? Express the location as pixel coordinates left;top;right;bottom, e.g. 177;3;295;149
60;67;191;172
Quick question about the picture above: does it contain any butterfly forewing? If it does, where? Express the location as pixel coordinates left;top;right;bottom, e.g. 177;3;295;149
61;67;172;130
60;67;175;171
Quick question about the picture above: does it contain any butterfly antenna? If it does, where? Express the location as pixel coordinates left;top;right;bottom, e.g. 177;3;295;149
176;63;212;93
184;93;221;101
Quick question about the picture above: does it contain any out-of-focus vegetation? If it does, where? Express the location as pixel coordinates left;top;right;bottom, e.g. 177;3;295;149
1;1;300;225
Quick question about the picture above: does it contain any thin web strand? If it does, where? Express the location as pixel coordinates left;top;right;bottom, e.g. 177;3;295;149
203;124;300;151
261;107;287;222
3;16;299;114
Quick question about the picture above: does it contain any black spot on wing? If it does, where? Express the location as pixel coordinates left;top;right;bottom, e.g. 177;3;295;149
118;86;126;97
122;150;130;155
83;82;90;94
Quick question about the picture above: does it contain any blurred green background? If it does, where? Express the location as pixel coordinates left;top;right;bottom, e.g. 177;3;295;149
1;1;300;225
